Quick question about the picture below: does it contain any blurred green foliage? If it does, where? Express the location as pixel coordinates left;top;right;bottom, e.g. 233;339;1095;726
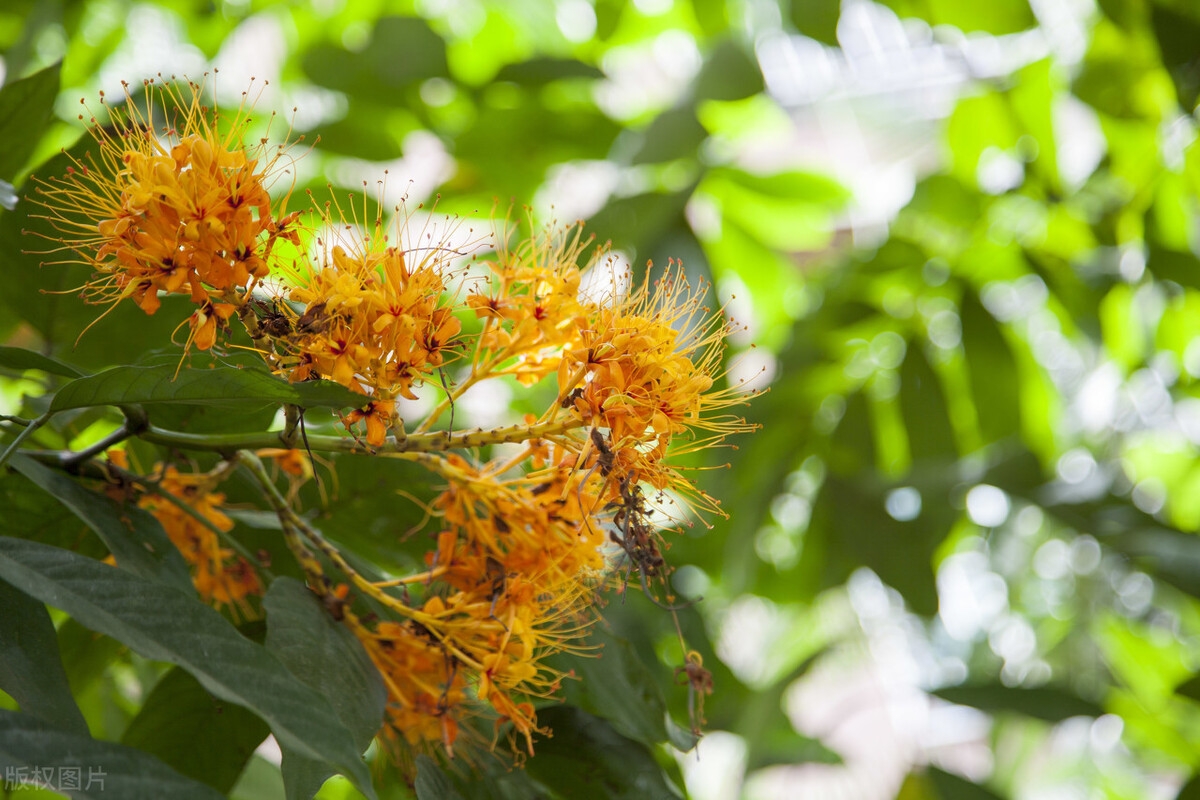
8;0;1200;798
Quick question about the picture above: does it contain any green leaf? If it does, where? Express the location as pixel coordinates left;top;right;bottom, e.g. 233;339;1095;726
525;706;684;800
302;17;448;104
264;578;386;750
121;667;270;794
934;684;1103;722
8;453;193;592
1151;3;1200;111
804;473;945;615
0;537;373;794
554;626;676;749
0;709;226;799
878;0;1036;35
1109;528;1200;599
630;105;707;165
414;756;465;800
693;39;763;102
493;57;603;85
960;292;1020;445
928;767;1006;799
790;0;841;45
0;61;61;180
0;345;85;378
899;345;957;463
57;619;124;699
50;363;367;413
0;577;88;735
1175;673;1200;702
586;189;693;264
1148;244;1200;291
1177;773;1200;800
263;578;386;800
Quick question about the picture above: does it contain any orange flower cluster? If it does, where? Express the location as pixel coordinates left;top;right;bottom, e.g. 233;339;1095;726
35;77;758;775
466;229;756;520
355;614;469;761
352;451;605;760
109;453;261;617
31;77;300;350
271;217;463;444
464;221;591;386
558;261;755;514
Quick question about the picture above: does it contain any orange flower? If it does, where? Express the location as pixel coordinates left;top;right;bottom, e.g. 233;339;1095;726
557;260;758;516
274;199;465;402
30;75;300;348
133;461;260;617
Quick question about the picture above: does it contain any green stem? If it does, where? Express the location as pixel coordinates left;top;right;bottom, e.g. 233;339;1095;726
139;417;583;455
0;412;51;470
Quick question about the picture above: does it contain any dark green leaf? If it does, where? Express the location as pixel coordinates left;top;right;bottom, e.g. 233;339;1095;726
790;0;841;45
1151;4;1200;111
899;345;957;463
630;106;707;164
1175;673;1200;702
452;99;621;200
928;767;1006;799
1109;528;1200;599
554;626;675;748
0;577;88;735
121;667;270;793
1177;773;1200;800
0;345;84;378
0;709;226;799
306;113;407;162
0;537;374;795
586;189;694;264
415;755;465;800
1147;244;1200;290
0;471;106;558
0;61;60;180
9;453;193;592
49;363;367;412
693;39;763;102
960;292;1020;445
494;57;603;85
934;684;1103;722
525;706;684;800
264;578;386;800
291;454;436;576
302;17;448;104
57;619;124;699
